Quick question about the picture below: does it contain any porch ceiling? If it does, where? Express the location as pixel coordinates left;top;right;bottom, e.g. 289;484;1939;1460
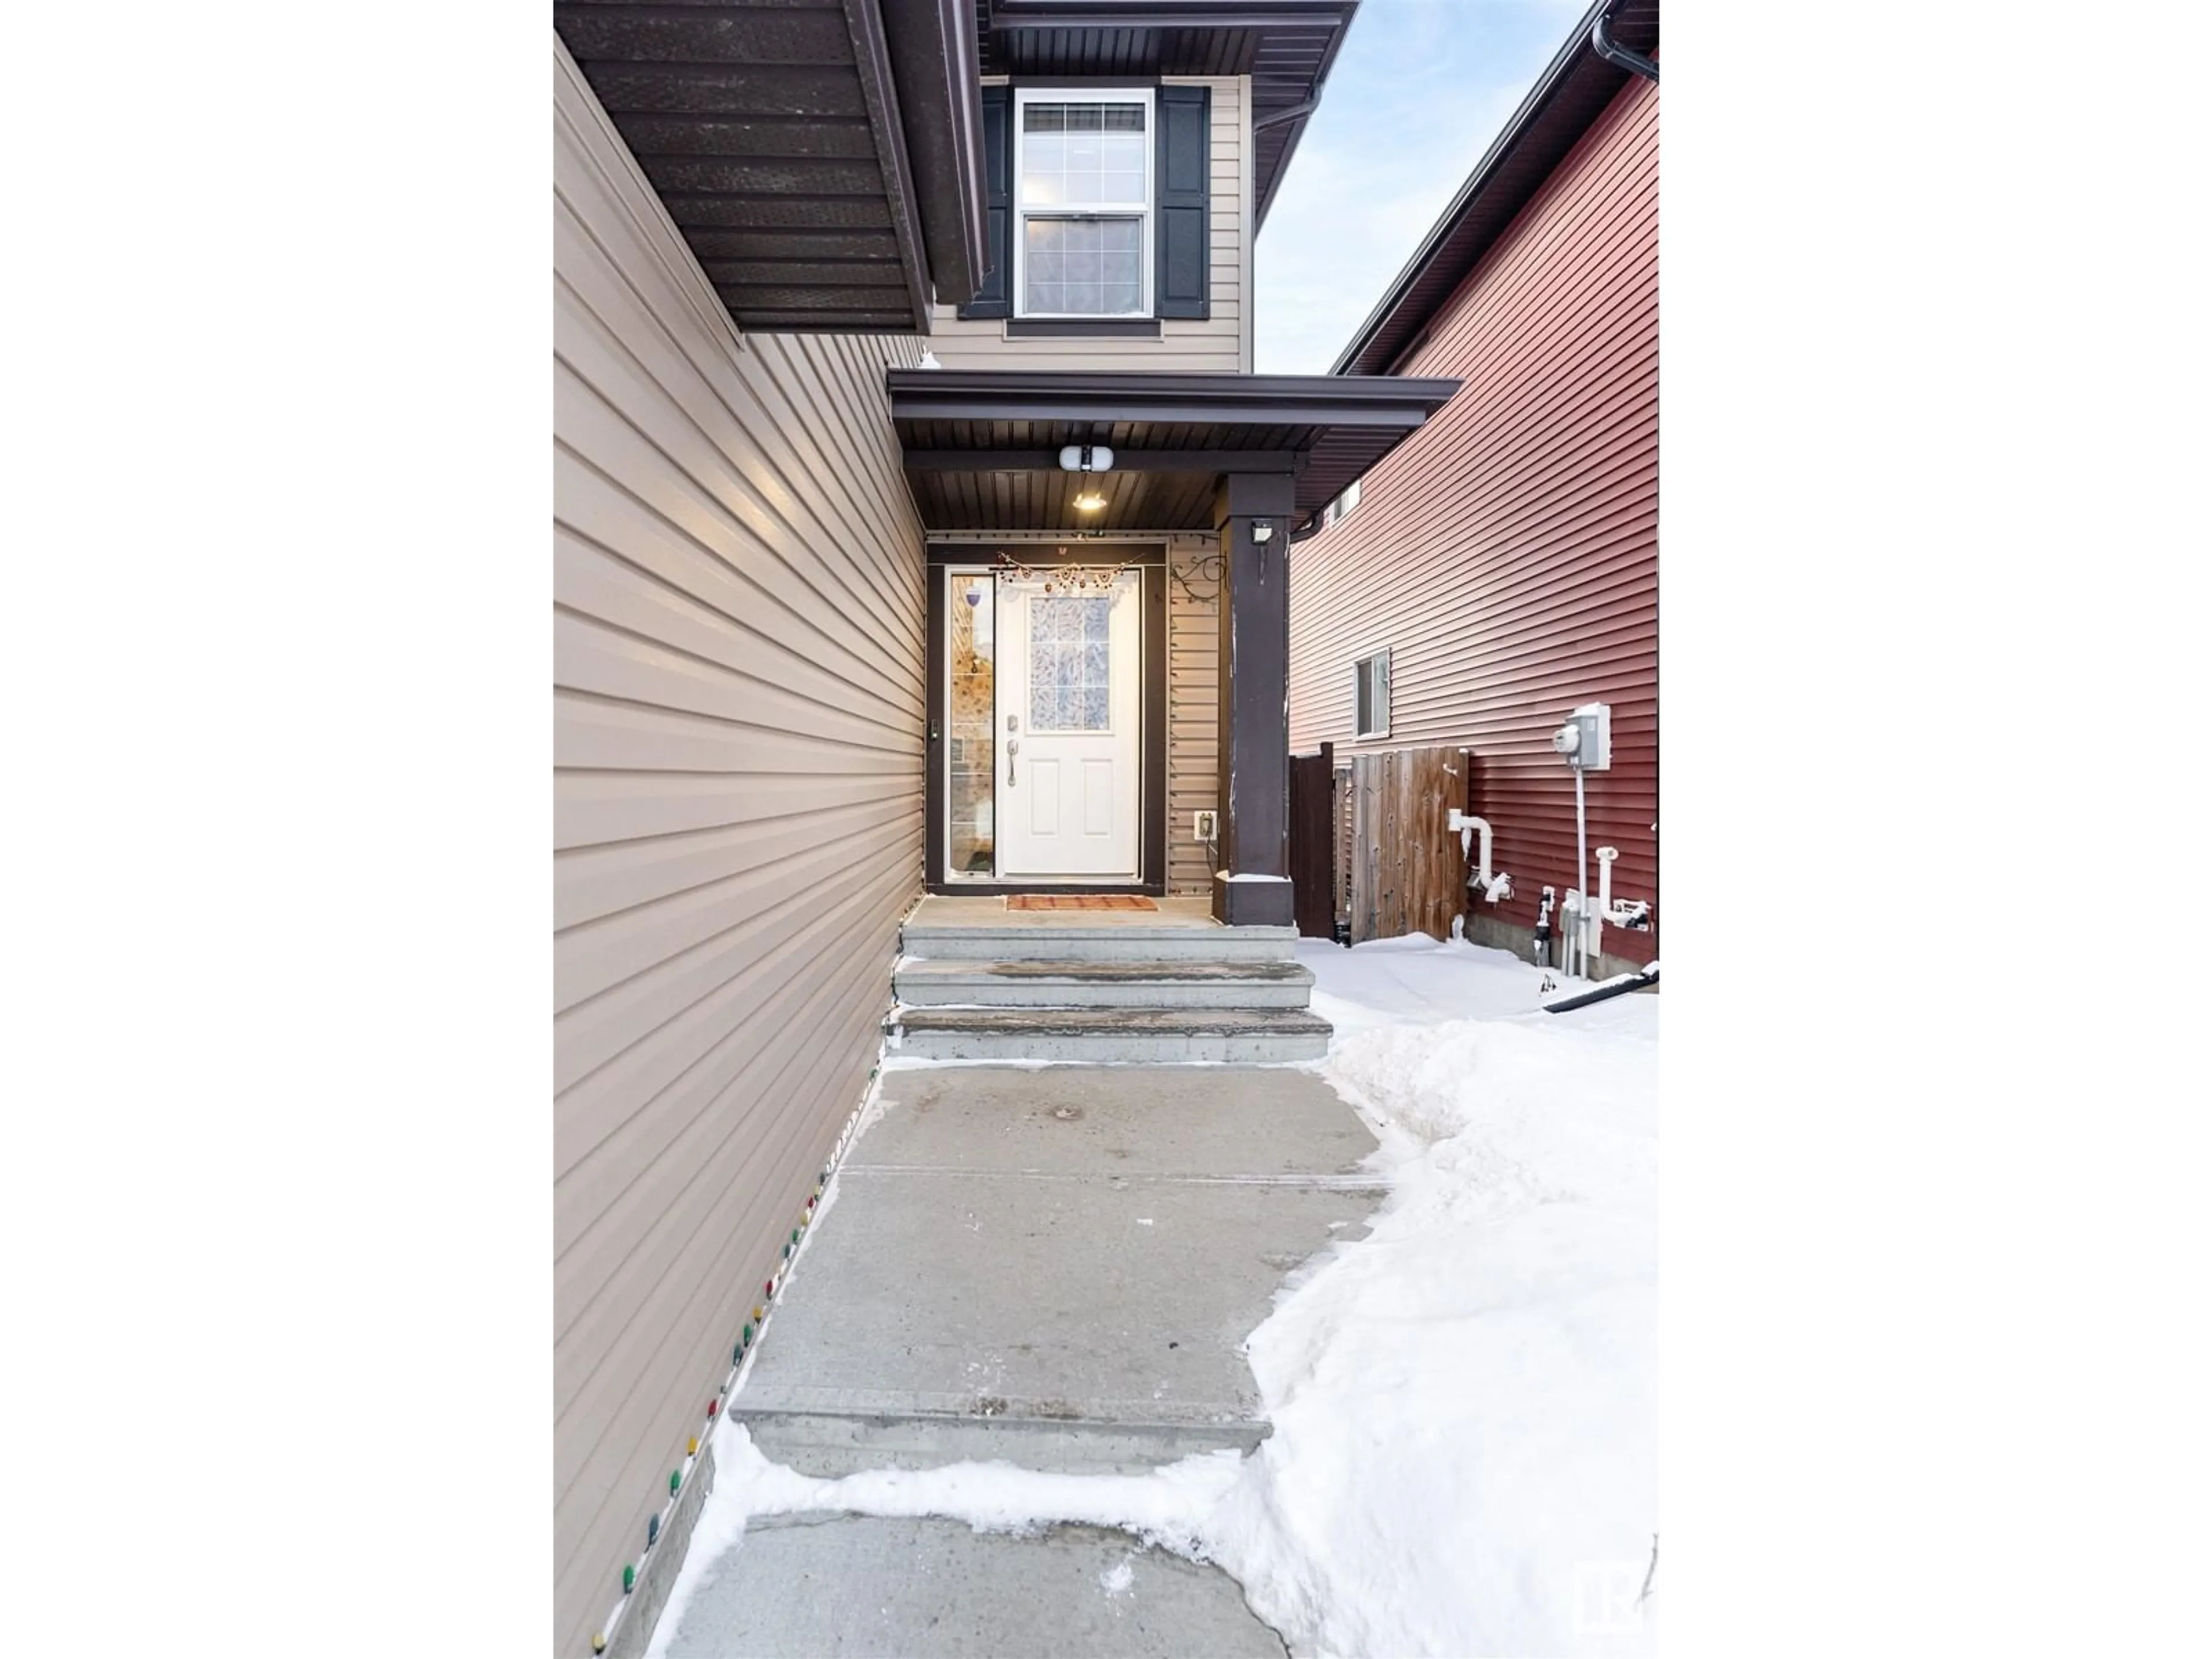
889;368;1459;532
555;0;988;334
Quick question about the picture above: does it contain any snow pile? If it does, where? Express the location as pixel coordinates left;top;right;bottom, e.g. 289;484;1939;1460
669;1428;1245;1587
647;934;1656;1658
1207;936;1659;1657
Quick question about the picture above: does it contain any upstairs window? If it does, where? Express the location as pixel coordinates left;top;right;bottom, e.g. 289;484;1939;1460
1014;91;1151;317
1354;649;1391;740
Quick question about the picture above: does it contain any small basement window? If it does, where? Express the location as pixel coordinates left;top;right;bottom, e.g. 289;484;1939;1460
1354;649;1391;740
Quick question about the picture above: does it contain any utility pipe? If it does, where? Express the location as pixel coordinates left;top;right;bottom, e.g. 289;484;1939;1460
1573;762;1590;979
1593;845;1618;972
1449;810;1512;901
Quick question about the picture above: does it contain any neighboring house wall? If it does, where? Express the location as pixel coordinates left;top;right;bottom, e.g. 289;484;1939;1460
921;77;1249;373
1166;535;1221;894
554;41;926;1658
1287;73;1658;965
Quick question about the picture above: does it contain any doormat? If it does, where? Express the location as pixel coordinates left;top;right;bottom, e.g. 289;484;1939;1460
1006;895;1158;911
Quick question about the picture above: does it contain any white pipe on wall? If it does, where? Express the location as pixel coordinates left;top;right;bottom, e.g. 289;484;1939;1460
1449;810;1502;893
1573;764;1590;979
1594;845;1618;970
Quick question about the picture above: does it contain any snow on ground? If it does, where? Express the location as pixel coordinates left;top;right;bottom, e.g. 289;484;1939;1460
646;934;1657;1659
1221;935;1659;1657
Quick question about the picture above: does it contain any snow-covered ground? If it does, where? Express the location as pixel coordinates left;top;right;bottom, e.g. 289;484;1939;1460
1228;935;1659;1657
648;935;1657;1659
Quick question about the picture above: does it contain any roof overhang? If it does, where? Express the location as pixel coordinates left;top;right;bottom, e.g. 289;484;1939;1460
890;368;1457;531
976;0;1359;228
1331;0;1658;376
555;0;991;334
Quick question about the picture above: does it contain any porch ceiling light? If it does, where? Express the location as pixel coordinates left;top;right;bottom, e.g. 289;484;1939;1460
1073;490;1108;512
1058;444;1114;473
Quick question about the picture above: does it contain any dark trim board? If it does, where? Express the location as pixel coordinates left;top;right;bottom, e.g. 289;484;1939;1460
1141;559;1167;893
925;558;1168;894
1007;319;1162;339
926;541;1168;565
889;369;1461;426
924;556;949;891
879;0;991;304
909;450;1296;474
994;73;1165;89
926;881;1168;897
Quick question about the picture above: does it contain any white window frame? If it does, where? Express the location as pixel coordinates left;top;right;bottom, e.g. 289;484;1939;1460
1320;477;1362;530
1354;649;1391;741
1012;86;1153;320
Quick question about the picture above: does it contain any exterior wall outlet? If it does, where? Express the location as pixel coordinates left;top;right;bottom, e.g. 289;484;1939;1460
1194;809;1218;842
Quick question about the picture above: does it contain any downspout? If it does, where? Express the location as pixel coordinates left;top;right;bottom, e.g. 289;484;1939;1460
1544;960;1658;1013
1590;9;1660;82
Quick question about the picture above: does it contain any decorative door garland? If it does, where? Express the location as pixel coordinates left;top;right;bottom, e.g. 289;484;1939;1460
993;548;1137;597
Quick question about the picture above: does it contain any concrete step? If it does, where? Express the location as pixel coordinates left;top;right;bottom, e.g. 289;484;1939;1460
659;1514;1288;1658
900;921;1298;965
888;1005;1332;1063
893;956;1315;1010
735;1406;1268;1478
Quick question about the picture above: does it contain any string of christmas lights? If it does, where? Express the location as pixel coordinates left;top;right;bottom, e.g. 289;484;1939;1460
993;548;1138;596
588;1059;886;1656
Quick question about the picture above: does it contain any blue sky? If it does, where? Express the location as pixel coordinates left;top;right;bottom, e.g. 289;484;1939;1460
1253;0;1591;373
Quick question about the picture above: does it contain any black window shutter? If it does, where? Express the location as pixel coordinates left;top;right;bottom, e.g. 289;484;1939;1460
1154;85;1211;320
959;86;1013;320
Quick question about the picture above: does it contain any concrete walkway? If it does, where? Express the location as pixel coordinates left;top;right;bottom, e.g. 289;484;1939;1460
659;1063;1382;1659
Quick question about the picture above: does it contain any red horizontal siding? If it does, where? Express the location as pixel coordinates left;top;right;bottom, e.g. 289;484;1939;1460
1289;74;1658;963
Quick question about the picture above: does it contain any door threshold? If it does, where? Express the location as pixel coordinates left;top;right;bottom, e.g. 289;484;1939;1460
929;881;1162;898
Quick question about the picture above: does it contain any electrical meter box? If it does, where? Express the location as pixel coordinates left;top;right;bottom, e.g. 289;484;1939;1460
1562;702;1611;771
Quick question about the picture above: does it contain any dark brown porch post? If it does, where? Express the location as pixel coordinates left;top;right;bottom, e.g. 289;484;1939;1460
1213;469;1298;926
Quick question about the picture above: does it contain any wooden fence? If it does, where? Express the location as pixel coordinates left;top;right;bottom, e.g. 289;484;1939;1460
1288;744;1472;944
1287;743;1338;938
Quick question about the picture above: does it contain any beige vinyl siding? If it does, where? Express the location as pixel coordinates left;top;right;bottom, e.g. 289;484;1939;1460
922;77;1247;372
554;38;926;1659
1166;535;1221;894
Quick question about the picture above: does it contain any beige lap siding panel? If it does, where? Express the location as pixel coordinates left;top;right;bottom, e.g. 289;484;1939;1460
922;76;1245;372
552;38;926;1659
1166;536;1222;895
1287;75;1658;965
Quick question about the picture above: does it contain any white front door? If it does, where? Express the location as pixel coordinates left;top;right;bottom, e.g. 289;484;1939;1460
995;571;1142;880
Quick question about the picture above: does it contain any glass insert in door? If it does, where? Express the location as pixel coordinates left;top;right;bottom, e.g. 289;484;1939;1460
946;574;996;876
1027;595;1112;732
